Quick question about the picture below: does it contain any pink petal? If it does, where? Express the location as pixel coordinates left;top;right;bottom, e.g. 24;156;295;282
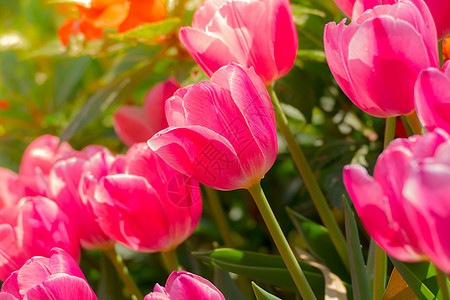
17;257;51;297
149;126;248;190
0;293;19;300
1;272;20;298
415;66;450;133
23;274;97;300
49;248;86;280
113;106;156;146
0;168;24;208
0;225;24;281
343;165;423;261
166;271;225;300
19;135;61;179
347;16;430;117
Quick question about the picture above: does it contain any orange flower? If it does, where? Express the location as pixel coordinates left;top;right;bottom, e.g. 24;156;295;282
58;0;167;46
443;38;450;61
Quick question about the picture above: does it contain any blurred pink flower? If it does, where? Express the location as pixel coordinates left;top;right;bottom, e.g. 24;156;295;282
324;0;439;117
90;143;202;252
415;61;450;133
148;63;277;190
179;0;297;84
144;271;225;300
332;0;449;39
0;248;97;300
113;78;180;146
0;197;80;281
49;147;117;250
344;129;450;271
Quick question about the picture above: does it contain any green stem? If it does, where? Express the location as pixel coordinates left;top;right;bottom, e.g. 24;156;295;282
204;186;235;248
436;266;450;300
373;245;387;300
439;39;444;68
248;182;317;300
372;117;396;299
161;248;180;273
405;112;423;135
105;247;143;300
266;84;349;271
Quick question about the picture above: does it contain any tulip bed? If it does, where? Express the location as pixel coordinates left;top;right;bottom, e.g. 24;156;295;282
0;0;449;299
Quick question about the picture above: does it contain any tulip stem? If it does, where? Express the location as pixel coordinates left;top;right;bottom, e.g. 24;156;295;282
161;248;181;273
439;39;444;67
372;117;396;299
405;112;423;135
248;182;317;300
436;266;450;300
105;247;143;300
204;186;235;248
266;84;349;272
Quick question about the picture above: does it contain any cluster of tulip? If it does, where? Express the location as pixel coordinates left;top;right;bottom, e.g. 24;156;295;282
1;0;450;298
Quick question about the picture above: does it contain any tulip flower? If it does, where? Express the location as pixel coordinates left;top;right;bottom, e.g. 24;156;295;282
343;129;450;267
178;0;298;84
90;143;202;252
0;197;80;281
148;63;277;190
324;0;439;118
332;0;449;39
144;271;225;300
415;61;450;133
58;0;168;46
50;147;116;250
113;77;180;146
0;248;97;299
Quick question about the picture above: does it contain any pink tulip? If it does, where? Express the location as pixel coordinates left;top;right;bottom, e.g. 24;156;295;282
179;0;297;84
0;197;80;281
0;168;25;209
0;248;97;299
324;0;439;118
332;0;449;39
90;143;202;252
148;63;277;191
343;129;450;265
415;60;450;133
144;271;225;300
113;78;180;146
49;147;116;250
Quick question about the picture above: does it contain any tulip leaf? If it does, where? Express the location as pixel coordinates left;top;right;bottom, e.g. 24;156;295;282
389;259;440;300
192;248;325;297
343;196;371;300
213;269;247;300
286;207;350;282
252;282;282;300
111;18;181;40
96;252;124;300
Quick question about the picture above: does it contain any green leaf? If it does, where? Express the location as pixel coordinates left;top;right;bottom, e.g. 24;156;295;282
96;252;124;300
53;56;91;110
297;50;326;63
112;18;181;40
291;4;326;18
252;282;282;300
213;269;247;300
287;207;350;282
343;196;371;300
390;259;440;300
192;248;324;296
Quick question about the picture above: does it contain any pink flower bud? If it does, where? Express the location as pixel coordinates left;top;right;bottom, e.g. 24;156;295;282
0;248;97;300
0;197;80;281
324;0;439;117
179;0;298;84
148;63;277;190
113;78;180;146
90;143;202;252
344;129;450;272
144;271;225;300
415;61;450;133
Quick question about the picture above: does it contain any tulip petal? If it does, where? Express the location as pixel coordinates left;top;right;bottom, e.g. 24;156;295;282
24;274;96;300
347;16;430;117
49;248;86;280
113;106;156;146
0;168;24;208
149;126;248;190
166;271;225;300
17;257;51;297
179;27;239;77
1;272;20;298
415;67;450;132
343;165;423;261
